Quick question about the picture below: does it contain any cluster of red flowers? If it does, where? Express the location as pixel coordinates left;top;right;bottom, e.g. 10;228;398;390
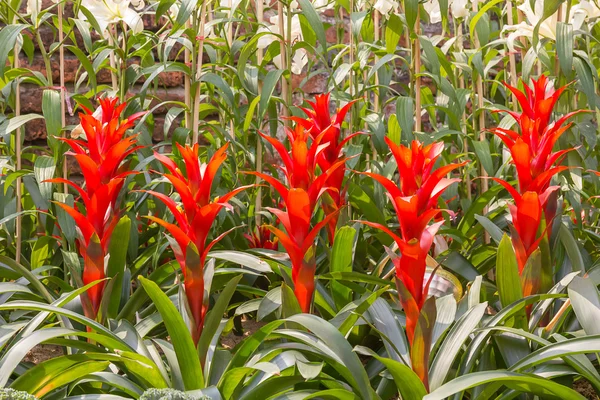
245;94;356;313
48;98;144;320
361;139;465;347
492;76;585;292
146;143;252;344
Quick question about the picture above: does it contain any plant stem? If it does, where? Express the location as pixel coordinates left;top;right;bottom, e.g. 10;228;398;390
278;0;290;125
506;1;518;111
108;27;118;93
184;20;191;130
457;22;471;201
58;1;68;193
192;0;208;145
255;0;265;226
414;10;422;133
472;0;489;244
373;10;380;114
13;27;22;264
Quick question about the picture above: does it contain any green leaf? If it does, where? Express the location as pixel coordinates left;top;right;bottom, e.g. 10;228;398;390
473;215;503;244
468;0;503;43
42;89;62;141
30;236;54;270
556;22;573;78
106;216;131;318
429;302;487;390
139;276;204;390
425;371;586;399
574;56;595;110
472;139;494;177
198;275;242;366
34;156;56;202
395;96;414;138
404;0;418;31
496;234;526;328
355;346;426;399
67;45;97;91
0;25;28;79
330;226;356;309
297;0;327;49
568;276;600;335
281;282;302;318
0;114;44;138
285;314;374;399
259;69;284;119
385;14;402;53
559;223;585;273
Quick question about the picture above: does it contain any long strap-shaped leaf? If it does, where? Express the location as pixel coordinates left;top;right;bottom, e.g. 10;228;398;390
139;276;204;390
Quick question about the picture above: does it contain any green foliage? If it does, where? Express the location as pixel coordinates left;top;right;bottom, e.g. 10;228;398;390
0;389;37;400
139;389;207;400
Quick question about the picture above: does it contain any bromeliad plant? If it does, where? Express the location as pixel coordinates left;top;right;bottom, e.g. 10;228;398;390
360;137;465;389
492;76;587;295
250;124;348;313
290;94;358;244
47;97;145;321
146;142;252;344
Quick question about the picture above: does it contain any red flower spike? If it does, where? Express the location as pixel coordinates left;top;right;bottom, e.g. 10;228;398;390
147;143;252;344
289;94;358;244
245;226;279;250
254;122;348;312
361;139;462;351
47;97;144;321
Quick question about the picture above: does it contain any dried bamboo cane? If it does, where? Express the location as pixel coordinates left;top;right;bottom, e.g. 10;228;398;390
472;0;489;243
59;2;68;193
255;0;265;226
13;31;22;263
414;14;422;133
278;0;290;125
373;10;380;113
192;1;208;145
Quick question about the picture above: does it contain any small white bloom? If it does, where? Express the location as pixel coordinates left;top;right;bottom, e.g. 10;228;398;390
572;0;600;29
373;0;398;16
423;0;442;24
312;0;334;10
257;13;307;74
501;0;564;52
79;0;144;38
450;0;469;19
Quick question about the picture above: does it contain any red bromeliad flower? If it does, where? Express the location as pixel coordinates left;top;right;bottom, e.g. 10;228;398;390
47;97;144;320
146;142;251;344
360;138;465;342
290;94;358;243
493;179;558;283
360;138;464;389
249;125;348;313
245;225;279;250
492;76;587;223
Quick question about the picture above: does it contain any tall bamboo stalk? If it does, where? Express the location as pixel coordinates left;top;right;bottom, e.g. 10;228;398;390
277;0;290;125
457;23;471;201
506;1;519;110
108;28;118;92
255;0;265;226
13;29;22;263
472;0;489;245
192;1;208;145
185;19;192;130
414;10;422;132
59;2;68;193
227;0;235;140
373;10;380;113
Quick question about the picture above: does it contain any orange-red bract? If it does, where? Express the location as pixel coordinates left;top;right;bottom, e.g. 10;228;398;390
492;76;587;288
249;124;347;313
47;97;144;320
361;137;465;345
493;76;586;224
146;142;251;344
245;225;279;250
290;94;358;243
